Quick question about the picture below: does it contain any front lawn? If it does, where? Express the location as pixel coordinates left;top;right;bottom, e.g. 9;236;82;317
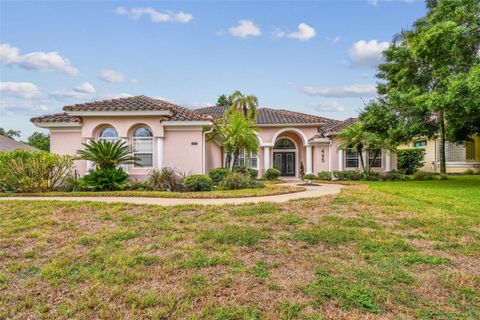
0;176;479;319
0;184;305;199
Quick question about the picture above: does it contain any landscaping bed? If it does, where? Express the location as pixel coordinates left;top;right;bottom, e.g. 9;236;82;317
0;184;305;199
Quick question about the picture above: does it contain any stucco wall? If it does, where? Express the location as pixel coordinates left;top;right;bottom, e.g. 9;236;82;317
313;143;330;173
50;131;86;175
164;129;203;174
205;141;223;173
81;116;165;138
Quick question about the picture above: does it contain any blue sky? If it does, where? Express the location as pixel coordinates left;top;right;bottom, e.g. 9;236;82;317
0;0;426;138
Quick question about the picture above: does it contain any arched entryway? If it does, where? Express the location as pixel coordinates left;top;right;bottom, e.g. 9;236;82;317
273;137;298;177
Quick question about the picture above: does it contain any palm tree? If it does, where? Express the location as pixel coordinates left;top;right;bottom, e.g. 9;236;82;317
76;140;139;169
0;128;21;139
338;122;371;174
364;134;397;175
220;110;259;169
228;90;258;121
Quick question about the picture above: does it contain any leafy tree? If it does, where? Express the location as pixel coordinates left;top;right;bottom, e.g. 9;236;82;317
229;90;258;121
220;110;259;169
216;94;232;106
376;0;480;179
0;128;21;138
76;140;139;169
27;132;50;152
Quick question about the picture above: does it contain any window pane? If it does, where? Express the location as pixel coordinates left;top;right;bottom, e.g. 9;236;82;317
133;127;152;137
369;149;382;168
345;148;359;168
274;139;295;149
134;138;152;153
135;154;153;167
99;127;118;139
414;140;427;148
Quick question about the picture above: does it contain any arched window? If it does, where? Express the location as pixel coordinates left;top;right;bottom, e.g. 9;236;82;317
133;127;153;167
99;127;118;141
274;138;295;149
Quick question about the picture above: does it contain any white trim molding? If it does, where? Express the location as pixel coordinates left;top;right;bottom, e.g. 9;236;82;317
338;148;344;171
162;121;212;127
271;127;309;146
263;146;270;171
156;137;164;171
306;145;313;174
33;122;81;129
385;150;391;172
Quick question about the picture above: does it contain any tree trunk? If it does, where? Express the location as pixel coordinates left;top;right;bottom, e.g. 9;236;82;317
438;110;447;180
358;147;366;174
232;150;240;169
225;153;232;169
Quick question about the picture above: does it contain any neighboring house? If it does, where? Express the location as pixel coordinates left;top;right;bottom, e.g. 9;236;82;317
0;135;40;152
31;95;397;179
399;136;480;173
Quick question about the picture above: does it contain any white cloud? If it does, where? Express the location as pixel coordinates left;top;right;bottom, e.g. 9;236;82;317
303;84;377;97
99;69;126;83
74;82;96;94
309;101;345;112
50;90;92;100
348;40;390;67
0;43;79;76
368;0;379;6
0;82;41;99
228;20;261;38
116;7;193;23
326;36;341;44
0;100;49;115
273;23;316;41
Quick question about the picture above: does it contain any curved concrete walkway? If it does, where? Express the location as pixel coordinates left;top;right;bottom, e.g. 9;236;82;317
0;182;344;206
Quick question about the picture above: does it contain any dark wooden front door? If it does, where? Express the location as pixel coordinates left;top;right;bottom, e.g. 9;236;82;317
273;152;295;176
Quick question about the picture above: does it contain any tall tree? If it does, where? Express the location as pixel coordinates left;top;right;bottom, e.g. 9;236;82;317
0;128;21;138
220;110;259;169
229;90;258;121
376;0;480;179
216;94;232;106
27;132;50;152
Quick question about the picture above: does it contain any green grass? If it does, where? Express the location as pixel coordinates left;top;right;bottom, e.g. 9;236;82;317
0;184;304;199
0;175;479;319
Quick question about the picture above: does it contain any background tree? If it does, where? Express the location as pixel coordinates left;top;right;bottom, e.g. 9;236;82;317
216;94;232;106
27;132;50;152
220;110;259;169
0;128;21;138
229;90;258;121
376;0;480;179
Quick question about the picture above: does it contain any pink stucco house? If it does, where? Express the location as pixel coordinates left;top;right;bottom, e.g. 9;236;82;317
31;95;396;179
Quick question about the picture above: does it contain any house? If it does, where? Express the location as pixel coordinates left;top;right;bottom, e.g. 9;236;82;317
0;135;40;152
31;95;397;179
399;136;480;174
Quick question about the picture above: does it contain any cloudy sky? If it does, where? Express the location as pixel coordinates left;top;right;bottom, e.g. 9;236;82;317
1;1;426;138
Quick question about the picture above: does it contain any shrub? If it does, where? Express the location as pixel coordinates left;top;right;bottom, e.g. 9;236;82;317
413;171;437;181
364;171;382;181
248;180;266;189
149;168;185;192
219;172;250;190
333;170;364;181
398;148;425;175
317;171;332;181
300;162;305;178
303;173;317;180
129;181;152;191
0;150;73;192
183;174;213;192
263;168;281;180
233;165;258;180
81;167;129;191
464;168;474;175
384;170;408;181
209;167;231;185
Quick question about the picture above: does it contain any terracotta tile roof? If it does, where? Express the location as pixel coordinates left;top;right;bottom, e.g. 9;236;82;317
313;117;358;138
30;113;81;123
195;105;334;125
0;135;40;152
32;96;211;124
63;95;176;112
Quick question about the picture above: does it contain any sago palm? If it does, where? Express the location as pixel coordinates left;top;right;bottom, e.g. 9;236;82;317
228;90;258;121
76;140;139;169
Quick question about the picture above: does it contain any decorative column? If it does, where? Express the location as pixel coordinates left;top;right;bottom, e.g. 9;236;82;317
362;150;367;171
306;145;313;174
263;146;270;171
85;138;93;173
157;137;164;170
338;148;344;171
385;150;391;172
120;137;128;173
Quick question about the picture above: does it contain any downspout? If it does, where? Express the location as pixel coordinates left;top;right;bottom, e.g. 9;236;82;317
203;124;214;174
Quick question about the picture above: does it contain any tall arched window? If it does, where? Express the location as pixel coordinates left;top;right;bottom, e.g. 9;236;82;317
99;127;118;141
133;127;153;167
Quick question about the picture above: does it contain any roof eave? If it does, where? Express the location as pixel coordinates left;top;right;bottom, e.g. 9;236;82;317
66;110;173;117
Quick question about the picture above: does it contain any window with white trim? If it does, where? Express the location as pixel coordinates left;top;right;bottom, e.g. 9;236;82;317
234;149;258;169
414;140;427;148
133;127;153;167
368;149;382;168
345;147;359;168
99;127;118;142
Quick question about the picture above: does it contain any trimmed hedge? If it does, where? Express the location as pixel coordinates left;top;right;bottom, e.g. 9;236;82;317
317;171;332;181
398;148;425;175
263;168;281;180
183;174;213;192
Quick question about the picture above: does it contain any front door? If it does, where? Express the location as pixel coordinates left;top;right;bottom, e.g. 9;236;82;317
273;152;296;176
